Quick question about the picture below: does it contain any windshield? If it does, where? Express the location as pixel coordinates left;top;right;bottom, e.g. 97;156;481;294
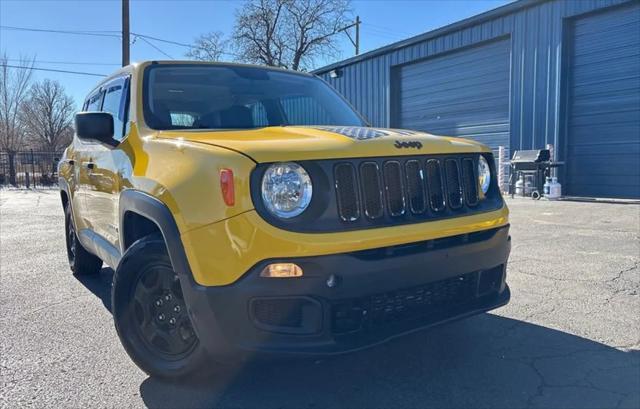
142;64;365;130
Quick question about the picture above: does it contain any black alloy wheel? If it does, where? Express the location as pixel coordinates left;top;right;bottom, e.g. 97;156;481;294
112;234;209;378
132;263;197;358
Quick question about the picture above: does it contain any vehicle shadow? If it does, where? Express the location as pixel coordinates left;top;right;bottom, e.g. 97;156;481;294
75;266;114;313
76;270;639;409
137;315;639;409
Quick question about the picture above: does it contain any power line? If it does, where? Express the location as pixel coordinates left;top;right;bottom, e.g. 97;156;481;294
361;25;410;40
5;58;120;66
1;24;244;59
0;25;120;39
3;65;107;77
130;32;191;49
136;36;174;60
131;32;243;59
362;23;413;38
364;30;404;41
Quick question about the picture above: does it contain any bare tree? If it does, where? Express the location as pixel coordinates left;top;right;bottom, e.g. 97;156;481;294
188;0;352;70
285;0;351;70
186;31;228;61
21;79;76;152
0;54;34;185
233;0;290;67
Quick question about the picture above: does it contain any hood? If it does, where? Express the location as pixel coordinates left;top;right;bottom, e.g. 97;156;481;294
155;126;489;163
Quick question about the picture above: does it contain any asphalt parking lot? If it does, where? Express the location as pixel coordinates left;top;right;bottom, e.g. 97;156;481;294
1;190;639;409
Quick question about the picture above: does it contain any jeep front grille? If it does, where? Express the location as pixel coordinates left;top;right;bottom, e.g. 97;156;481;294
334;155;480;224
251;153;501;233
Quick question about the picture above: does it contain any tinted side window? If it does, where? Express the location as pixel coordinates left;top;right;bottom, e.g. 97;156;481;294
87;91;104;111
102;83;125;140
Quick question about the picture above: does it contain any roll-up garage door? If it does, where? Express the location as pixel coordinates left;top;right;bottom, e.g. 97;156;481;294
566;4;640;198
395;39;511;151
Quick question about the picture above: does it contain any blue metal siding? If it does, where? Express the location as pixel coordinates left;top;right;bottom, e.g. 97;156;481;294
317;0;632;157
395;38;511;150
566;2;640;198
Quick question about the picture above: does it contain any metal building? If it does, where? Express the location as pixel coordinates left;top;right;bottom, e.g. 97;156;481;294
315;0;640;199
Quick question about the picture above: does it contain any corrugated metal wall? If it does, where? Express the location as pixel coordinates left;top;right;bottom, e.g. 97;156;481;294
316;0;632;158
565;2;640;198
394;38;511;151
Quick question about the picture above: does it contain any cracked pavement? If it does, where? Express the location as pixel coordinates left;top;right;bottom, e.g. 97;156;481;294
1;190;639;408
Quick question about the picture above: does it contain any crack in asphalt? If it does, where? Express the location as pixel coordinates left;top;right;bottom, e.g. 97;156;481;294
607;262;639;285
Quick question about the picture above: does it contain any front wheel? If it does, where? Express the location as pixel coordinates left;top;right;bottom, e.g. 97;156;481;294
112;234;209;379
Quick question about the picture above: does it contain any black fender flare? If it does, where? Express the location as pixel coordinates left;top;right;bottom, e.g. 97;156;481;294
58;177;71;209
118;190;192;278
59;177;80;228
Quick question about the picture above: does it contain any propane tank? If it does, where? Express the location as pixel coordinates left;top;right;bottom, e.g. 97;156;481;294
543;177;552;196
548;177;562;199
515;177;524;196
524;175;534;196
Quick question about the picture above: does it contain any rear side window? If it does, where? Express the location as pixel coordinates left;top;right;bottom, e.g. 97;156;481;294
86;92;104;111
102;82;126;140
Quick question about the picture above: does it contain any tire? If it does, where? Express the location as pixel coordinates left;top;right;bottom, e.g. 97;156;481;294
112;234;209;379
65;204;102;276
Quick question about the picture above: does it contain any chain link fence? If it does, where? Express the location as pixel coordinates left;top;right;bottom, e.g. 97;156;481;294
0;150;63;188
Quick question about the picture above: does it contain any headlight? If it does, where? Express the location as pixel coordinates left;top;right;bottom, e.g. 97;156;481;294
261;162;312;218
478;156;491;194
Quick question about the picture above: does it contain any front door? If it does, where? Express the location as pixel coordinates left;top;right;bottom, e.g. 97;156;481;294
87;77;130;248
75;90;105;230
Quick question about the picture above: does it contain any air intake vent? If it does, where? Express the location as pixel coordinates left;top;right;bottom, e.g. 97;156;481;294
360;162;384;219
251;299;304;328
335;163;360;221
444;159;463;209
462;158;479;206
425;160;446;212
404;160;427;214
383;161;406;216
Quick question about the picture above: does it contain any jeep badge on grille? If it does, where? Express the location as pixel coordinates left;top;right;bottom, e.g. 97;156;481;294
394;140;423;149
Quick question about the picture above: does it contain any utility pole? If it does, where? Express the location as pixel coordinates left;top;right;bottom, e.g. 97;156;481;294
122;0;130;66
340;16;361;56
355;15;360;55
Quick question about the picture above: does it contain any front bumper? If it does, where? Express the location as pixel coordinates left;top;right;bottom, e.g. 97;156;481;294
180;225;511;356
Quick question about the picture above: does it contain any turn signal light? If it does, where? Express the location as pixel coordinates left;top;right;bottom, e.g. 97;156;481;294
220;168;235;206
260;263;303;278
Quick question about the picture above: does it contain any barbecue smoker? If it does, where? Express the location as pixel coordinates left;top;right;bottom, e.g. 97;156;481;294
509;149;562;199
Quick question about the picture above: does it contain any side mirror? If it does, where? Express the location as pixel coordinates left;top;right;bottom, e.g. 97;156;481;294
75;112;117;147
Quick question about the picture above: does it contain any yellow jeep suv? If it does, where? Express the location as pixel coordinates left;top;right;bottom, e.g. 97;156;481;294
59;61;510;378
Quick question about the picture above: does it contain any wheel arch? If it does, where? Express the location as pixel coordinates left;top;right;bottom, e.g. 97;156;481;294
59;177;71;210
118;190;192;278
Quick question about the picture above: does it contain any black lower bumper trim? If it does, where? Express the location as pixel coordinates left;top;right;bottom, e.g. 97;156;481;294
180;225;511;357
